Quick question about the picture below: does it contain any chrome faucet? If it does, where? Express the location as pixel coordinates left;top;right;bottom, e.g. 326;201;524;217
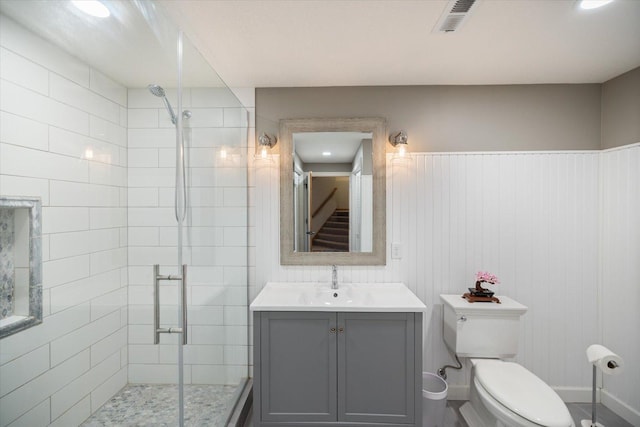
331;265;338;289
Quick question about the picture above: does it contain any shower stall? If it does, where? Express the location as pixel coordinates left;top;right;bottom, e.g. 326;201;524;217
0;1;251;426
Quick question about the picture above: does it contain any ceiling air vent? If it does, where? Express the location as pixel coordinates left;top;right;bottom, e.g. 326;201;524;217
434;0;478;33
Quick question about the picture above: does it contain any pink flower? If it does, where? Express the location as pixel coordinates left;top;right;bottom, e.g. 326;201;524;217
476;271;499;284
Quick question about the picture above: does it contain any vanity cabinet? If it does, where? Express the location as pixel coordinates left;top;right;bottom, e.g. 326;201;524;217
253;311;422;427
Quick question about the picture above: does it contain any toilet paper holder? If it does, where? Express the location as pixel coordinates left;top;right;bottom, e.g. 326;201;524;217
581;344;623;427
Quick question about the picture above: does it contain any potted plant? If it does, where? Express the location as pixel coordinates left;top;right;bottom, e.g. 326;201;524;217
470;271;499;297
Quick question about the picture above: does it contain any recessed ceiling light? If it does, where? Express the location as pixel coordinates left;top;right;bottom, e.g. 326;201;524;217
72;0;111;18
579;0;614;10
322;152;332;156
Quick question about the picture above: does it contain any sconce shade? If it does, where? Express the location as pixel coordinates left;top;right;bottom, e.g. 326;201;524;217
256;132;277;161
389;130;408;158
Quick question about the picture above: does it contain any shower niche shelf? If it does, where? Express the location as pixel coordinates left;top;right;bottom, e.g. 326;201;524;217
0;197;42;339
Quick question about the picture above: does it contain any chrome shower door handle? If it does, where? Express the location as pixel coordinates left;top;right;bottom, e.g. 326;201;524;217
181;264;187;345
154;264;161;344
153;264;188;345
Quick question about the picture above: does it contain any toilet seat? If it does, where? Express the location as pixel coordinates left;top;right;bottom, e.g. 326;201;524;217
473;360;573;427
471;377;549;427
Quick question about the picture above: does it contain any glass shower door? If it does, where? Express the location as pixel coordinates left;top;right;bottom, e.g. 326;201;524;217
133;15;251;427
177;28;251;426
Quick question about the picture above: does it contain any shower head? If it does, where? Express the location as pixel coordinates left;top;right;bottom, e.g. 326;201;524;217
147;83;191;125
148;83;176;124
147;84;166;98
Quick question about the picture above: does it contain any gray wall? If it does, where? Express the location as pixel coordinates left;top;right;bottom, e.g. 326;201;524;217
601;66;640;149
312;177;349;211
257;84;602;152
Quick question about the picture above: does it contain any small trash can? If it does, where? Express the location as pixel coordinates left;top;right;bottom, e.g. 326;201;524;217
422;372;448;427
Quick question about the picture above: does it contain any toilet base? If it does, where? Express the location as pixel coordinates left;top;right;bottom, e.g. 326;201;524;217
580;421;605;427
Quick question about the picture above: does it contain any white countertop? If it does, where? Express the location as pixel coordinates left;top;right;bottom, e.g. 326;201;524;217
251;282;427;312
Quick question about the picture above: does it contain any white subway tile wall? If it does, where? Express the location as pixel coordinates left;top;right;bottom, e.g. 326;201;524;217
126;86;250;388
0;15;128;426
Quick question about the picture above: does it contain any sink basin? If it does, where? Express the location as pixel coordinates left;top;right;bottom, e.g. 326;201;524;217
250;282;426;312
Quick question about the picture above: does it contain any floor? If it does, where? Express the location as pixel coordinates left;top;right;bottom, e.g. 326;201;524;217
566;403;634;427
244;401;633;427
82;384;237;426
83;386;634;427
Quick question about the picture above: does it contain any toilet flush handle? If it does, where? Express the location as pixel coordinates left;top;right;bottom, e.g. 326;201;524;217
459;315;467;322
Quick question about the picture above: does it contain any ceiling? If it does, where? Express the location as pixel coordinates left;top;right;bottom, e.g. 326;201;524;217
0;0;226;88
1;0;639;90
294;132;372;163
160;0;640;87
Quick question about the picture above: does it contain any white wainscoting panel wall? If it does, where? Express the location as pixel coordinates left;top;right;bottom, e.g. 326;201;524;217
600;143;640;425
254;151;601;395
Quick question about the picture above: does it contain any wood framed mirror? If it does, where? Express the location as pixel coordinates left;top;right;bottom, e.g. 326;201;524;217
279;117;386;265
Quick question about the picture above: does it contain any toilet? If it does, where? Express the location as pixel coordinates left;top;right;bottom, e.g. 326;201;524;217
440;294;575;427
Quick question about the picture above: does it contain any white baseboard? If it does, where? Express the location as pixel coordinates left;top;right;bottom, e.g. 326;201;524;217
459;402;483;427
601;389;640;427
553;387;595;403
446;385;469;401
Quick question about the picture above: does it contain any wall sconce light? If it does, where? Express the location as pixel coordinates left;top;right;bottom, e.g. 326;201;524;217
389;131;408;158
257;132;277;160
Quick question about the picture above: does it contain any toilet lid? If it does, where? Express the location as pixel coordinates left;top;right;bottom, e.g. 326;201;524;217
474;360;572;427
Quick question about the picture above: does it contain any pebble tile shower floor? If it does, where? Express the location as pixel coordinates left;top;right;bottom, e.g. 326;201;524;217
82;384;237;426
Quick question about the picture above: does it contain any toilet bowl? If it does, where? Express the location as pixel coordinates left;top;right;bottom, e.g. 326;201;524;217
460;359;575;427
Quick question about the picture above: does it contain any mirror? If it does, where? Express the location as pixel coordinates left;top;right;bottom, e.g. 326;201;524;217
280;118;386;265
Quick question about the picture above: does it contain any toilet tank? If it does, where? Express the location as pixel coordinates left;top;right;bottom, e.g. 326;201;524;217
440;294;527;358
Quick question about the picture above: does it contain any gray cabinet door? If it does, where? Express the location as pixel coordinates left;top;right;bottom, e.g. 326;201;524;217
337;312;416;424
258;311;337;423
